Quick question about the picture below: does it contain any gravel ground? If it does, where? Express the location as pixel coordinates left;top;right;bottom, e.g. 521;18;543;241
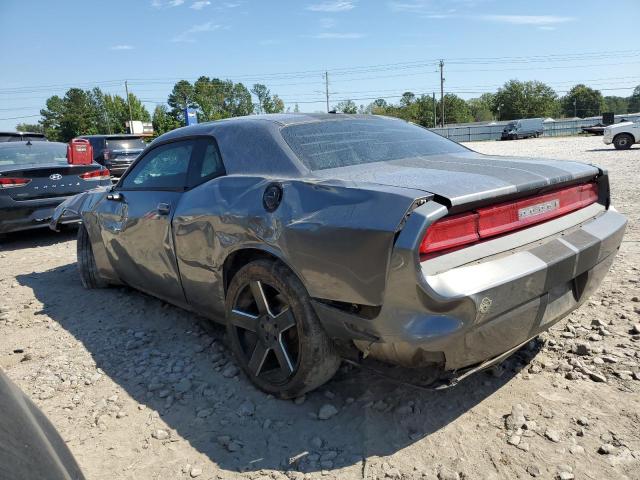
1;135;639;480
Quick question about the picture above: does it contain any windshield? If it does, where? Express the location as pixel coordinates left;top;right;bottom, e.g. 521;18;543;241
0;142;67;166
281;118;466;171
105;137;146;150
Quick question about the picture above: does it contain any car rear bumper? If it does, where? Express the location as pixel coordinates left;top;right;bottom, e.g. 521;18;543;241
314;204;626;371
0;195;80;234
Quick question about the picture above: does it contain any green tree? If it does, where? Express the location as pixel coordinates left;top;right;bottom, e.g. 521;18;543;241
603;96;629;115
168;80;196;121
334;100;358;114
438;93;472;124
15;123;44;133
152;105;181;137
251;83;285;114
467;93;495;122
628;85;640;113
40;95;65;141
561;84;603;118
493;80;558;120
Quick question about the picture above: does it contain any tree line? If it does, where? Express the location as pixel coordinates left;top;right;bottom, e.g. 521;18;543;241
336;81;640;127
19;78;640;140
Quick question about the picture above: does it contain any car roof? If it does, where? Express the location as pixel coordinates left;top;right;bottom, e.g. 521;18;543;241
0;140;66;149
80;134;144;139
152;114;402;178
0;131;46;136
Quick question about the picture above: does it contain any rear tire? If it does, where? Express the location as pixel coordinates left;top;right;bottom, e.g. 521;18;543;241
77;224;108;289
613;134;633;150
225;259;341;399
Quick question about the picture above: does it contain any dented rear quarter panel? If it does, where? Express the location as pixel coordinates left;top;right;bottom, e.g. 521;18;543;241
172;175;427;318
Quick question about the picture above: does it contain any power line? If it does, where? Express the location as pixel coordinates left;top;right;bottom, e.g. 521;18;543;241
2;49;640;94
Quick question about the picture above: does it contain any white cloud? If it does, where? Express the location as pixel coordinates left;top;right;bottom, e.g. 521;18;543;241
151;0;185;7
172;22;222;42
312;32;364;39
480;15;574;25
319;17;337;28
110;44;134;50
190;0;210;9
307;1;355;12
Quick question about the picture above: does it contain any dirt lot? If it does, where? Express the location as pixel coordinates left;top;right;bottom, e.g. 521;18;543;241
1;135;639;480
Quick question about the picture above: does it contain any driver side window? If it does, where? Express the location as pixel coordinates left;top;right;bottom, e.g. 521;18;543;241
120;141;194;190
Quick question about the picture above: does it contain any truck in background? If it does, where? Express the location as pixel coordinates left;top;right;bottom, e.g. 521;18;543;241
501;118;544;140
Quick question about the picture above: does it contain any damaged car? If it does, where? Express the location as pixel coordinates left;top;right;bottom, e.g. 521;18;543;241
50;114;626;398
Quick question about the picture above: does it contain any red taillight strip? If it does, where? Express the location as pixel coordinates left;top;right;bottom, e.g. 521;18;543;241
79;168;110;181
0;177;31;189
420;182;599;256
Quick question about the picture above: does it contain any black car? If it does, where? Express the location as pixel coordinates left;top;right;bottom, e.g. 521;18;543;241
79;134;146;177
0;141;111;236
0;131;47;142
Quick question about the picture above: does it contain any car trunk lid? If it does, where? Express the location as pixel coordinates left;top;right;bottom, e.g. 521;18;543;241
313;151;600;210
0;164;108;201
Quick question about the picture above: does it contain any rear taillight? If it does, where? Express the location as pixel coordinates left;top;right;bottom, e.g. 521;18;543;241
420;212;479;255
0;177;31;189
420;182;599;256
103;149;111;160
80;169;110;181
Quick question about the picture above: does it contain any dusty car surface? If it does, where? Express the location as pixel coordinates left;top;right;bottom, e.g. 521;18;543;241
50;114;626;398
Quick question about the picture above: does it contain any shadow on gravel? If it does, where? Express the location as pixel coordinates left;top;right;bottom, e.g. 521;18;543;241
0;227;76;253
18;264;541;476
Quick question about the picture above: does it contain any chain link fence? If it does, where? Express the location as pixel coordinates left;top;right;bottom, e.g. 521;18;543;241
430;114;640;142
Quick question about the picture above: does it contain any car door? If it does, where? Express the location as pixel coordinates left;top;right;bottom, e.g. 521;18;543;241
95;139;196;305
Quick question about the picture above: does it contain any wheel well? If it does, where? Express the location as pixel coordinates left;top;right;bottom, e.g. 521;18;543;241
223;248;285;293
614;132;635;143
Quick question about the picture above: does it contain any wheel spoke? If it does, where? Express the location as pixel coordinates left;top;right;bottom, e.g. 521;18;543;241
247;342;269;376
250;280;272;316
274;308;295;334
273;337;295;375
229;309;258;332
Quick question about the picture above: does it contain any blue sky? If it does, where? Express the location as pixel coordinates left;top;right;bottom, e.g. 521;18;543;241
0;0;639;130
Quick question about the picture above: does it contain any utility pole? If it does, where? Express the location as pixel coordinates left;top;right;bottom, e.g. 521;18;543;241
125;80;133;132
324;71;330;113
432;92;436;127
439;60;445;127
573;98;577;117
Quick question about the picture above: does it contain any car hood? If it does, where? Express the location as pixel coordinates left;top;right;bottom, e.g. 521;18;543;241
605;121;634;132
311;151;600;207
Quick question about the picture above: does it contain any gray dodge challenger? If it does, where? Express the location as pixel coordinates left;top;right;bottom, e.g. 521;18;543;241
50;114;627;398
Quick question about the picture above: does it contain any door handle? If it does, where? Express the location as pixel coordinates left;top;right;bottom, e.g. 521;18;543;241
157;203;171;215
106;192;124;201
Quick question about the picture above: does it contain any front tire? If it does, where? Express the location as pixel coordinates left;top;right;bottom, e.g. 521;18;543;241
77;224;108;289
613;134;633;150
225;259;341;399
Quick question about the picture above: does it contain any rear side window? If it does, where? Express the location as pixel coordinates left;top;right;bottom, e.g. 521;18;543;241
120;141;194;190
281;118;465;171
186;138;226;188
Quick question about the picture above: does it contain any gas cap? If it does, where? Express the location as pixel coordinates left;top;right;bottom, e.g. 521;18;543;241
263;183;283;212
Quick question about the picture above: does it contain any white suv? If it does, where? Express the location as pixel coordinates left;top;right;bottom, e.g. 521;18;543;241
603;119;639;150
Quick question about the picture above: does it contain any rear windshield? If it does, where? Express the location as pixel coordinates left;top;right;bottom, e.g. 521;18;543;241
0;143;67;166
105;137;146;150
281;118;466;171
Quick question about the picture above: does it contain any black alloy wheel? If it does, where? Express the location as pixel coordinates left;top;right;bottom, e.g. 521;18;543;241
225;260;341;398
